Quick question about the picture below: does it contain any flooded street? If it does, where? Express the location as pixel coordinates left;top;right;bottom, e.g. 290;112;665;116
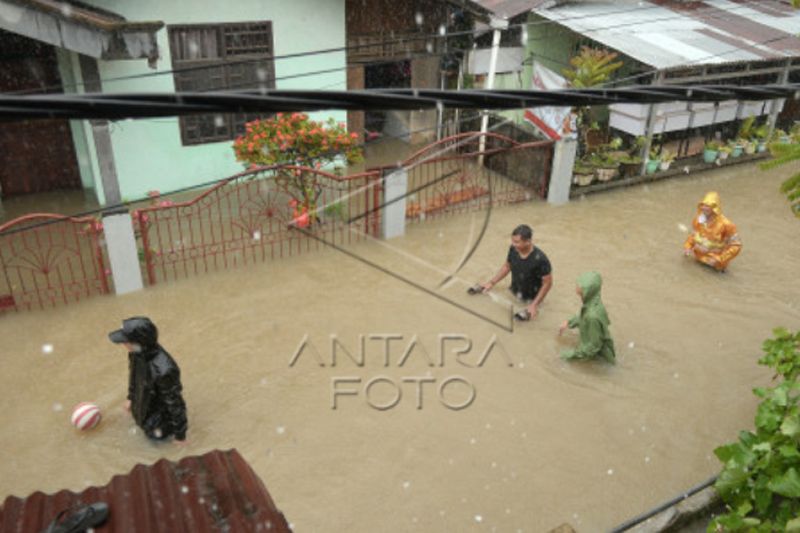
1;160;799;532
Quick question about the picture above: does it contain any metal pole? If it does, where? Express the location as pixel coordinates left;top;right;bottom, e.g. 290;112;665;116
640;70;665;175
766;58;792;142
478;18;507;166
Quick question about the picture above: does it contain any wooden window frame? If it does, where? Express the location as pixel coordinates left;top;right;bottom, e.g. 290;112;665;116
168;22;276;146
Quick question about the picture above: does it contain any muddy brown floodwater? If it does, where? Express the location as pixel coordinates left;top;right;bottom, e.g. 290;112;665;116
1;160;799;532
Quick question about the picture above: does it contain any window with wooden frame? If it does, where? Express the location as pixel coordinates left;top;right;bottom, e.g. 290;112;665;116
168;22;276;145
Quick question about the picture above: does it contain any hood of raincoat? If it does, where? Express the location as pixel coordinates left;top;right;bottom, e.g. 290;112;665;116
577;271;609;324
108;316;159;348
698;191;722;215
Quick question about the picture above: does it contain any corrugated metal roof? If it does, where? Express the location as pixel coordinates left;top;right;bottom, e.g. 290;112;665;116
532;0;800;69
0;449;291;532
469;0;552;20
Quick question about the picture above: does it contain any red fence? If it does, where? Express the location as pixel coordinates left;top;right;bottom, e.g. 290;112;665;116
396;132;553;221
0;214;109;312
0;131;553;310
134;165;382;285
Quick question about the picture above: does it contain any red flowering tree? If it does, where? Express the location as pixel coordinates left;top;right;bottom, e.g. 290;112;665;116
233;112;363;226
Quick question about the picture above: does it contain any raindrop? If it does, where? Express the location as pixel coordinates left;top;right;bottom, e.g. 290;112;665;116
60;4;73;17
438;24;446;36
491;462;497;468
181;485;189;494
415;12;424;26
607;468;614;475
475;514;483;523
520;30;528;45
645;456;651;463
403;481;411;490
129;427;138;435
439;510;446;516
214;115;225;128
199;497;205;504
677;223;688;233
154;428;163;438
53;403;63;412
276;426;286;435
426;41;434;53
627;341;635;349
256;68;268;81
518;362;525;369
188;40;199;57
438;232;444;238
42;344;54;354
673;372;679;379
253;231;262;241
470;437;476;444
412;517;418;523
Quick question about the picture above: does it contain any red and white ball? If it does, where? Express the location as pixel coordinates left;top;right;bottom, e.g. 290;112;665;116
71;402;101;430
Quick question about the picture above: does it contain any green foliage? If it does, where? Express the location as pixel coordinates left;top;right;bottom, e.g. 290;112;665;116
562;47;624;88
760;142;800;218
709;329;800;532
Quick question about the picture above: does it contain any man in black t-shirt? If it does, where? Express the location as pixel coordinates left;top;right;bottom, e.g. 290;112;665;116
477;224;553;321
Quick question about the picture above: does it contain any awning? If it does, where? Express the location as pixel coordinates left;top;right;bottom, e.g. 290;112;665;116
0;0;163;61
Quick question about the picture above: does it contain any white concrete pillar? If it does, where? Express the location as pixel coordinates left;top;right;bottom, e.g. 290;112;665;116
547;138;577;205
381;169;408;240
102;211;144;294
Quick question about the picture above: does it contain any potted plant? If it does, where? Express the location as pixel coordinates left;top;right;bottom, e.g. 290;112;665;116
754;123;770;152
572;164;595;187
618;154;643;178
728;140;742;158
646;146;661;174
659;148;676;171
718;145;732;161
703;141;720;164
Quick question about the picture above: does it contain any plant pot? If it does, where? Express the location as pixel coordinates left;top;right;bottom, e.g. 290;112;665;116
780;136;792;144
646;159;660;175
595;166;618;182
744;143;756;155
731;146;742;158
585;128;606;150
757;142;767;153
719;151;730;161
619;162;641;178
573;172;595;187
703;149;718;164
659;161;672;171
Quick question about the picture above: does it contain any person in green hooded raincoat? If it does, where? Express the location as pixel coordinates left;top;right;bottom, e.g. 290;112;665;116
558;271;616;364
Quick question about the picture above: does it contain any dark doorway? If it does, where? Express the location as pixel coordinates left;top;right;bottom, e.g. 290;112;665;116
364;60;411;142
0;30;82;197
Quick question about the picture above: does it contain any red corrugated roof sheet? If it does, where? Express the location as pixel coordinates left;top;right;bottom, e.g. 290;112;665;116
0;449;290;533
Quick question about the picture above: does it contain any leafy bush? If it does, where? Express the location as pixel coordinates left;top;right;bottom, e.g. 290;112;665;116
709;328;800;532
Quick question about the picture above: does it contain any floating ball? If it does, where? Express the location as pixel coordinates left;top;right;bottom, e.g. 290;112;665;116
71;402;101;430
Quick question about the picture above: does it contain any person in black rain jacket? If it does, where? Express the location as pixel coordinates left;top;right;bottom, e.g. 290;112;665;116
108;317;188;444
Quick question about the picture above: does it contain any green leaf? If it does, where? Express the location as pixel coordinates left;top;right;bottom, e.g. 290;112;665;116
779;444;800;458
753;442;772;453
781;414;800;437
716;465;751;500
754;486;772;514
787;516;800;532
767;467;800;497
756;402;782;432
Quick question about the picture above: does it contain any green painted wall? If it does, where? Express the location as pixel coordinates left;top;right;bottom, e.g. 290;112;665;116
85;0;347;203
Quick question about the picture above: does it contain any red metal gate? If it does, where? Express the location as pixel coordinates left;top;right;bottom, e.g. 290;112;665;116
134;165;382;285
0;214;109;312
395;132;554;221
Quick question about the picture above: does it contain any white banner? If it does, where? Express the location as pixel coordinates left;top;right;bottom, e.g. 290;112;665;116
524;61;576;140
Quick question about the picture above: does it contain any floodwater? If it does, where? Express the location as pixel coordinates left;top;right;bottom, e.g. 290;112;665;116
1;160;799;532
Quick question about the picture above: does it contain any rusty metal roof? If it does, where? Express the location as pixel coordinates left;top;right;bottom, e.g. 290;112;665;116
0;449;291;533
468;0;552;20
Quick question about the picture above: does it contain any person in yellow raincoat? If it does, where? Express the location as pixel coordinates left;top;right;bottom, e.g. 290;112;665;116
683;191;741;272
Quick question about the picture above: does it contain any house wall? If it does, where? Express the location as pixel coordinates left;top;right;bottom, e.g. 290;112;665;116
81;0;347;203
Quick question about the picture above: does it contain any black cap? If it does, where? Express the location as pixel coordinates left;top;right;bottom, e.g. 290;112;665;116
108;317;158;346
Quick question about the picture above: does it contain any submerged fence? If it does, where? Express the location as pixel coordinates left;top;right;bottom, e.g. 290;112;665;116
0;131;553;312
